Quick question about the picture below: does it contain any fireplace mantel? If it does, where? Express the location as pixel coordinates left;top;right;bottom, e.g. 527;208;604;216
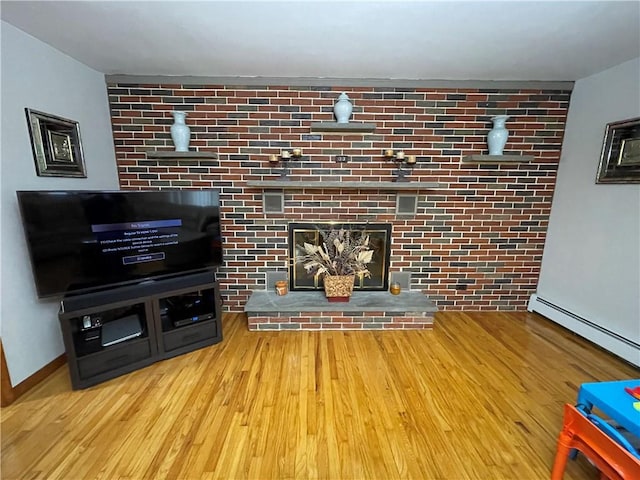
246;180;440;190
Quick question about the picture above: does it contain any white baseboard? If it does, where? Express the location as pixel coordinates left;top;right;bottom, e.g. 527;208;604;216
528;294;640;367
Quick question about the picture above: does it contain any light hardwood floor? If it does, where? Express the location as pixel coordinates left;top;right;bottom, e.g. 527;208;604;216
1;311;638;479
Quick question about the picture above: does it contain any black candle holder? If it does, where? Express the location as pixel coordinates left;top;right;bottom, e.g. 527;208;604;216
269;149;303;179
394;159;415;182
384;150;416;182
276;156;291;179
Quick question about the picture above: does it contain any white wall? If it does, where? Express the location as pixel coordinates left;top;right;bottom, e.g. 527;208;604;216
1;22;119;385
534;57;640;364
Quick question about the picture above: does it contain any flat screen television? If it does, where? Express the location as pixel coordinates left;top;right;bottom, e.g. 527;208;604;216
17;189;223;298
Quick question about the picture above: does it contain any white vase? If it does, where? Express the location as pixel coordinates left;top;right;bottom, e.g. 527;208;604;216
333;92;353;124
170;111;190;152
487;115;509;155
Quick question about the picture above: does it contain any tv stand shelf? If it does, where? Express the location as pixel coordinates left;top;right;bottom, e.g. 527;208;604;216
58;271;222;389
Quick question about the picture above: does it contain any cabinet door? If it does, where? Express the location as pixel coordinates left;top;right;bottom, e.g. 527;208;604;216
162;320;219;352
77;339;152;379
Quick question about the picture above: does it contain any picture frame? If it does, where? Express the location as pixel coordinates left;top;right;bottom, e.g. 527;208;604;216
25;108;87;178
596;117;640;184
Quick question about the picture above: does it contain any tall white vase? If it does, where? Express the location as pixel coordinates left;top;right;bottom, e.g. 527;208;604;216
170;111;190;152
333;92;353;124
487;115;509;155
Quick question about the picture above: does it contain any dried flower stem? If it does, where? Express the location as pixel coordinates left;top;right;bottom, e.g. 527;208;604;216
296;228;374;279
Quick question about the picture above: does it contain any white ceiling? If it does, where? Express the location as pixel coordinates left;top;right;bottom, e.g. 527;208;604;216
2;1;639;81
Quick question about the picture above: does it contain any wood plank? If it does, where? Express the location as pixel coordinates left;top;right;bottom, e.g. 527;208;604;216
2;311;637;480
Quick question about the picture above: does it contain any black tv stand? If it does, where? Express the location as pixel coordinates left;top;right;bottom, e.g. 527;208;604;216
58;271;222;389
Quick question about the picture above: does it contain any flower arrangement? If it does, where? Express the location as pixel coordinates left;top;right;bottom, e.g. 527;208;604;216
296;227;374;279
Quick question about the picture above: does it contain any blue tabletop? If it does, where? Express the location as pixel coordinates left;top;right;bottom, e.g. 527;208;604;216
577;379;640;439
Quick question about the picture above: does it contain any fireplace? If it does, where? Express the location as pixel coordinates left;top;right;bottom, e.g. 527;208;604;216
288;223;392;291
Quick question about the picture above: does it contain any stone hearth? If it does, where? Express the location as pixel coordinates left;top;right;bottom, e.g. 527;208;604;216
244;290;437;331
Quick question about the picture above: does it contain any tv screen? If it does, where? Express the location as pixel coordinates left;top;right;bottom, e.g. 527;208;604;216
17;190;223;298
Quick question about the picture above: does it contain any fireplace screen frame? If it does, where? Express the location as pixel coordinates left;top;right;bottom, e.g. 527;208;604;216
288;222;392;291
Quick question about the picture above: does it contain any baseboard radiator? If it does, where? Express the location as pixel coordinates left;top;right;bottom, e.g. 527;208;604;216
528;294;640;367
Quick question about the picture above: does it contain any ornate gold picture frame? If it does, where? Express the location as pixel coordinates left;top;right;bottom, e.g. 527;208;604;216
596;117;640;184
25;108;87;178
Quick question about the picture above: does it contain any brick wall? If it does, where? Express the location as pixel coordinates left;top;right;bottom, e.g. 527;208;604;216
107;82;571;312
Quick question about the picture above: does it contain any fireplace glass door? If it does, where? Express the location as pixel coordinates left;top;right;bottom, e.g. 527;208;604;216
288;223;392;291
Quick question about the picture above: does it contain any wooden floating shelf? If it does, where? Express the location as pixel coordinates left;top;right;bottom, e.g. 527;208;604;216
310;122;376;133
146;151;217;159
246;180;440;190
462;154;534;163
